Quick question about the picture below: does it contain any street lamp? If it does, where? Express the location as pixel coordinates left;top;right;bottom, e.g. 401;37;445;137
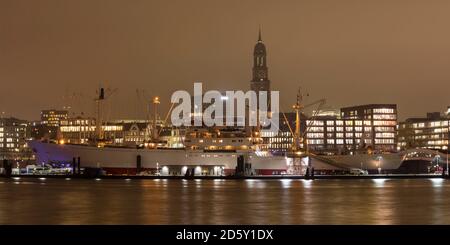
377;156;382;175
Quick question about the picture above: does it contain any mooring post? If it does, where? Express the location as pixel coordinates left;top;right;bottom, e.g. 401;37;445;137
72;157;76;176
77;157;81;175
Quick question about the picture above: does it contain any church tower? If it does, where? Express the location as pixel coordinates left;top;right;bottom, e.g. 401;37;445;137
250;29;270;94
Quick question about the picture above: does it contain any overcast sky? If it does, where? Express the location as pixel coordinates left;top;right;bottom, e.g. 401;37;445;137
1;0;450;121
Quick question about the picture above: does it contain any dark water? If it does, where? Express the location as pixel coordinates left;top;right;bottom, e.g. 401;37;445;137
0;178;449;224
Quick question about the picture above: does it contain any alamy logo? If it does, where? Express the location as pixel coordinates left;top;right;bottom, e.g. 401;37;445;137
170;83;279;132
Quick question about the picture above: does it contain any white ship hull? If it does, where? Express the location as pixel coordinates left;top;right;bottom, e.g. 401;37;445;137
29;140;404;176
30;140;289;175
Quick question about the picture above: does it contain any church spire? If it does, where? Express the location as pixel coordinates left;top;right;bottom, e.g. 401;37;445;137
258;27;262;42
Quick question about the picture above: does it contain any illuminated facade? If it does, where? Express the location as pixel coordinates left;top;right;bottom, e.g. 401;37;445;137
0;117;34;162
261;112;306;154
398;110;450;150
306;104;397;153
40;110;68;127
59;117;123;144
184;127;253;151
58;118;168;145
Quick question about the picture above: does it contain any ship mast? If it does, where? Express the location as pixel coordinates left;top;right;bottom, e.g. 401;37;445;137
152;96;160;141
292;88;304;152
94;85;117;144
95;88;105;141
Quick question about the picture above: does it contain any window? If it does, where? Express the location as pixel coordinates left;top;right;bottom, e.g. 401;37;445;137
373;120;396;126
373;108;394;114
307;133;324;138
309;127;324;132
375;139;395;144
375;132;395;138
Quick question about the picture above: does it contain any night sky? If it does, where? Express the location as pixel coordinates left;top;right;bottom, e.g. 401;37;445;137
1;0;450;121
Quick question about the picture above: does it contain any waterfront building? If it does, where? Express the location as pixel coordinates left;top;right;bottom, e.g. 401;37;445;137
122;122;149;146
260;112;307;154
41;109;68;127
397;109;450;150
184;126;253;151
58;118;170;145
58;117;123;144
38;110;68;140
0;117;34;162
306;104;397;154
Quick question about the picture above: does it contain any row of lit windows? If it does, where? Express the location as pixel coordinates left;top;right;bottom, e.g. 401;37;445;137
310;120;376;126
308;139;374;145
308;131;394;139
374;126;395;132
1;143;18;148
60;119;94;126
373;114;396;120
374;139;395;144
269;138;293;143
372;121;396;126
0;128;22;132
60;125;123;132
413;121;450;128
125;137;145;142
127;131;146;136
434;128;449;133
414;128;450;134
414;134;449;140
262;131;292;137
373;108;395;114
309;126;394;133
269;143;292;150
375;132;395;138
426;140;449;145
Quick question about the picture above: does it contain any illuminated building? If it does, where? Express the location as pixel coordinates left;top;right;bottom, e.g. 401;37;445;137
58;118;168;145
59;117;123;144
398;109;450;150
306;104;397;153
40;110;68;127
260;112;307;154
0;117;34;163
37;110;69;140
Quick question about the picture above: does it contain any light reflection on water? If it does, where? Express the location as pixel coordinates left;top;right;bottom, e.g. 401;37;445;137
0;178;450;224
